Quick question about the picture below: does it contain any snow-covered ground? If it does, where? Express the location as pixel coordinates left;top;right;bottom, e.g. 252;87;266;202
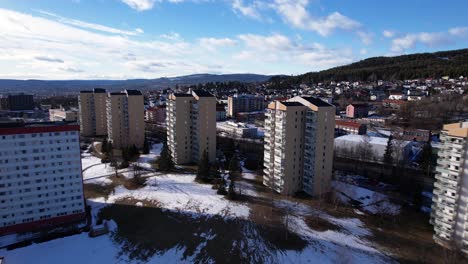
0;145;392;263
137;143;162;169
95;173;250;218
333;181;400;215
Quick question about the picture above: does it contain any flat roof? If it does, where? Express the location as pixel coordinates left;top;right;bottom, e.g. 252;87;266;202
281;102;304;107
126;89;142;96
0;121;80;135
302;96;333;107
173;93;193;97
94;88;106;93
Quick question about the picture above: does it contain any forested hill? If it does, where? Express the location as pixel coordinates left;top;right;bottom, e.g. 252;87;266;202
270;48;468;84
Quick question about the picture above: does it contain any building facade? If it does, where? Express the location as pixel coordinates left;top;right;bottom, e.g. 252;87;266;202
167;90;216;164
106;90;145;150
227;94;264;117
263;96;335;196
430;121;468;254
346;103;369;118
335;120;367;135
78;88;108;137
6;94;34;111
217;121;258;138
0;123;86;236
145;105;166;124
49;107;78;122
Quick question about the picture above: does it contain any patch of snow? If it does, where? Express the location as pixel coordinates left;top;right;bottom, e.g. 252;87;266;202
333;181;400;215
99;173;250;219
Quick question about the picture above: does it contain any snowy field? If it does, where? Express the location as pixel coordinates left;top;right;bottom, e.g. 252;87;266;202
0;144;394;263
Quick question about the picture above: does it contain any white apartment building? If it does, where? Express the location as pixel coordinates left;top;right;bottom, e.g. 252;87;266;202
0;123;86;236
263;96;335;196
167;90;216;164
431;121;468;254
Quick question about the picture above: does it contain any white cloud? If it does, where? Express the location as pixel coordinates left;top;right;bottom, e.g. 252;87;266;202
0;8;357;79
390;30;458;53
357;31;373;45
235;33;354;70
159;32;182;41
382;30;395;38
271;0;360;36
232;0;263;20
121;0;156;11
360;48;368;55
449;27;468;37
36;9;143;36
199;37;237;49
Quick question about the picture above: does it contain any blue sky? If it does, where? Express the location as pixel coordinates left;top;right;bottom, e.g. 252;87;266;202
0;0;467;79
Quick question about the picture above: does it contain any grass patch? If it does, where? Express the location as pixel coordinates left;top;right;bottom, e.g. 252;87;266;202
98;203;307;263
84;183;117;199
304;216;341;232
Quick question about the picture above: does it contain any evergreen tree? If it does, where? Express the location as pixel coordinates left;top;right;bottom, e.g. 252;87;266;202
383;135;394;165
228;153;241;177
196;150;210;182
419;141;433;175
142;137;150;154
227;180;236;199
155;141;174;171
101;138;108;154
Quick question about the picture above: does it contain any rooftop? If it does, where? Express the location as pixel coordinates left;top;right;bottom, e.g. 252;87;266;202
94;88;106;93
172;93;193;97
192;90;214;97
126;89;142;96
281;102;304;107
302;96;333;107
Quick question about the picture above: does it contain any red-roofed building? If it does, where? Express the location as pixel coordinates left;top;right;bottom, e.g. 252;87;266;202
335;119;367;135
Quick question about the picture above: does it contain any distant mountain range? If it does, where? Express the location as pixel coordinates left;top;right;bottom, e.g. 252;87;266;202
269;48;468;84
0;74;272;95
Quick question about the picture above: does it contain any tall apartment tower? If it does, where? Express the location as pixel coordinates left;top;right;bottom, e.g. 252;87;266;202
0;122;86;236
430;121;468;253
78;88;107;137
263;96;335;196
167;90;216;164
106;90;145;150
227;94;264;117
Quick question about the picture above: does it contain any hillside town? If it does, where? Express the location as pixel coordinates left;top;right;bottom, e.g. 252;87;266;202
0;71;467;263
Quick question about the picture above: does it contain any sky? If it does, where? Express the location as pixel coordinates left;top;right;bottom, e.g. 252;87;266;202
0;0;467;80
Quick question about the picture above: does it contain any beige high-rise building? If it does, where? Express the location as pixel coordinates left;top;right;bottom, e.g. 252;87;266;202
106;90;145;150
167;90;216;164
78;88;108;136
430;121;468;254
263;96;335;196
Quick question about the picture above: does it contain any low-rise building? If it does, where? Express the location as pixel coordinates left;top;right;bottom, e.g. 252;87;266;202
0;122;86;236
346;103;369;118
382;99;406;109
49;107;78;122
335;120;367;135
393;127;431;142
217;121;258;138
216;103;227;121
388;92;407;100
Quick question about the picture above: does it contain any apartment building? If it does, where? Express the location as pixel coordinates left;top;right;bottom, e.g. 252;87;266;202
106;90;145;150
5;93;34;111
167;90;216;164
78;88;108;137
0;122;86;236
335;119;367;135
430;121;468;254
263;96;335;196
227;94;264;117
